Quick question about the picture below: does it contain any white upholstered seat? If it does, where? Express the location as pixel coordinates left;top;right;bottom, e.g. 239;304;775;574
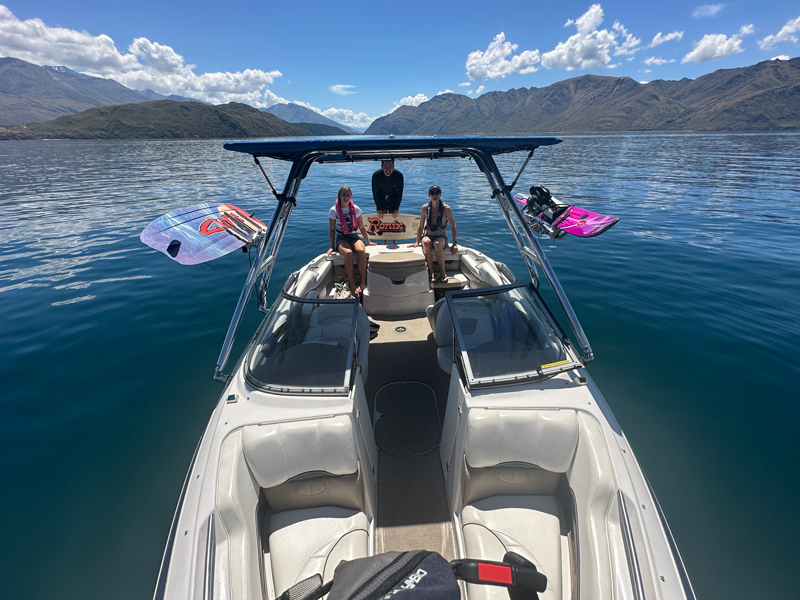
303;303;370;382
460;410;579;600
217;416;370;600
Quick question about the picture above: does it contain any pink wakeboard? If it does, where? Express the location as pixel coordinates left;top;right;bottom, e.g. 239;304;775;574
514;193;618;238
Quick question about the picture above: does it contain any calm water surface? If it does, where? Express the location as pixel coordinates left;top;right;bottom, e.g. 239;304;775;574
1;135;798;599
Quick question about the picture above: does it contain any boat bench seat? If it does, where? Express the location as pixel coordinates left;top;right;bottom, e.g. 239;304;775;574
426;297;495;373
460;409;615;600
302;302;370;382
216;416;369;600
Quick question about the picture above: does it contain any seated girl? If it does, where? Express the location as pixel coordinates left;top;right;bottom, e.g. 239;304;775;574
327;186;376;295
410;185;458;282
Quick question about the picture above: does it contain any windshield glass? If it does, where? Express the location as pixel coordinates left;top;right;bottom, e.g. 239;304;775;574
247;294;359;393
448;285;572;384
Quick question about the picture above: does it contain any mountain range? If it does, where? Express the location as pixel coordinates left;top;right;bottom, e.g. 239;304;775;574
366;57;800;134
0;101;309;139
262;103;360;134
0;57;197;126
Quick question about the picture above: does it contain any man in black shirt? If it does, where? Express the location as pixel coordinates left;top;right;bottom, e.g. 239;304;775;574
371;159;404;219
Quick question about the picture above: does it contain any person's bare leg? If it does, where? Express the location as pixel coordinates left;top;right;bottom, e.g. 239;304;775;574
422;237;434;280
339;244;357;294
354;240;366;294
434;238;447;280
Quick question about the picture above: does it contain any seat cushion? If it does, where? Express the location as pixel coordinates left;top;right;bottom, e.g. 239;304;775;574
269;506;369;596
462;495;562;600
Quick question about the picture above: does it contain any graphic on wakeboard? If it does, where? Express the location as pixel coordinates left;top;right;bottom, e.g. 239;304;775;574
515;186;618;238
141;203;265;265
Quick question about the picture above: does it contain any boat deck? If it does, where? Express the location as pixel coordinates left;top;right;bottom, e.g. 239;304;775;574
364;314;456;559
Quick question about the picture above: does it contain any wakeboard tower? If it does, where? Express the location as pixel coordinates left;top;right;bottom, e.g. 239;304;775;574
514;186;618;239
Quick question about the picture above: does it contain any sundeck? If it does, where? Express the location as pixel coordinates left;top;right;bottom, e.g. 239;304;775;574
145;136;695;600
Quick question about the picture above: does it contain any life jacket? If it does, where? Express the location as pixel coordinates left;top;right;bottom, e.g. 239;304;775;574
426;201;446;231
336;200;356;234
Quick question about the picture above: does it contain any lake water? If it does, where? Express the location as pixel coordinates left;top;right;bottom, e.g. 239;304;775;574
1;135;798;600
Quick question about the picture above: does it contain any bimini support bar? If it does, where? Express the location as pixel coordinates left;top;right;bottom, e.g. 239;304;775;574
214;180;301;381
470;148;594;362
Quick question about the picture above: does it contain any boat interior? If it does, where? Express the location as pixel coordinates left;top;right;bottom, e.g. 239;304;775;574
209;243;636;600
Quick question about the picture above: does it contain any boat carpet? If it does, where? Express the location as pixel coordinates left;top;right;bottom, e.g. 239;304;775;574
376;450;455;561
365;314;454;560
374;381;440;456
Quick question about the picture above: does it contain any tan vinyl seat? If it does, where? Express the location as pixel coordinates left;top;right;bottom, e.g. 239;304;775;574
426;297;495;373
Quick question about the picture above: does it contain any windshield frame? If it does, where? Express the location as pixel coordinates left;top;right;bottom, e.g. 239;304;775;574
446;283;582;389
244;290;360;395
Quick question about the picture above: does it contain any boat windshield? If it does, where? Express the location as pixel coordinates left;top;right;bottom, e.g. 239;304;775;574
448;284;578;387
246;294;359;394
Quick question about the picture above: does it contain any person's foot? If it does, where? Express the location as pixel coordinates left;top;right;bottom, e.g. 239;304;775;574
353;285;362;295
436;272;448;283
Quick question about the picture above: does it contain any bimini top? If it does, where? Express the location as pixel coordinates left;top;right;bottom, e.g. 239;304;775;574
223;135;562;162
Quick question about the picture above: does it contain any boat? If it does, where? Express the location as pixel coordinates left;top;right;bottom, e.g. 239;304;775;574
146;136;695;600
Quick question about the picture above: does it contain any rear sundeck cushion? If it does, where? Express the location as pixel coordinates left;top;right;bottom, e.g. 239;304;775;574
462;495;562;600
242;416;357;489
268;506;369;595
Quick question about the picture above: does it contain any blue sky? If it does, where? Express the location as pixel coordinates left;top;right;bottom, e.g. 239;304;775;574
1;1;798;128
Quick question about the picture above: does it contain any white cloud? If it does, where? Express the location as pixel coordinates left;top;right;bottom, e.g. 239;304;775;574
682;24;754;63
758;15;800;50
644;69;652;73
475;85;485;95
650;31;684;47
436;89;454;95
0;5;283;106
693;4;725;18
541;5;618;70
329;84;356;96
320;107;374;130
458;82;471;86
465;32;540;81
644;56;675;65
612;21;641;55
772;55;790;60
391;93;429;111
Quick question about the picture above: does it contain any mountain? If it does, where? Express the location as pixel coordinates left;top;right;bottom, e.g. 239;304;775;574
263;103;361;134
0;57;198;126
0;101;308;139
366;58;800;134
291;122;352;136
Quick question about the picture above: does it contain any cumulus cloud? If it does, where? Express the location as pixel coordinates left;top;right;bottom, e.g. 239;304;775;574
644;56;675;65
329;84;356;96
693;4;725;18
682;24;754;63
0;5;283;106
541;4;640;70
650;31;684;47
772;55;790;60
391;93;429;111
465;32;540;81
758;15;800;50
612;22;641;55
436;89;454;95
319;107;374;130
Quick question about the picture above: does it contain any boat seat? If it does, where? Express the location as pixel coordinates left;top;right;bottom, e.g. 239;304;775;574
460;409;580;600
216;416;370;600
426;297;495;373
303;302;370;382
